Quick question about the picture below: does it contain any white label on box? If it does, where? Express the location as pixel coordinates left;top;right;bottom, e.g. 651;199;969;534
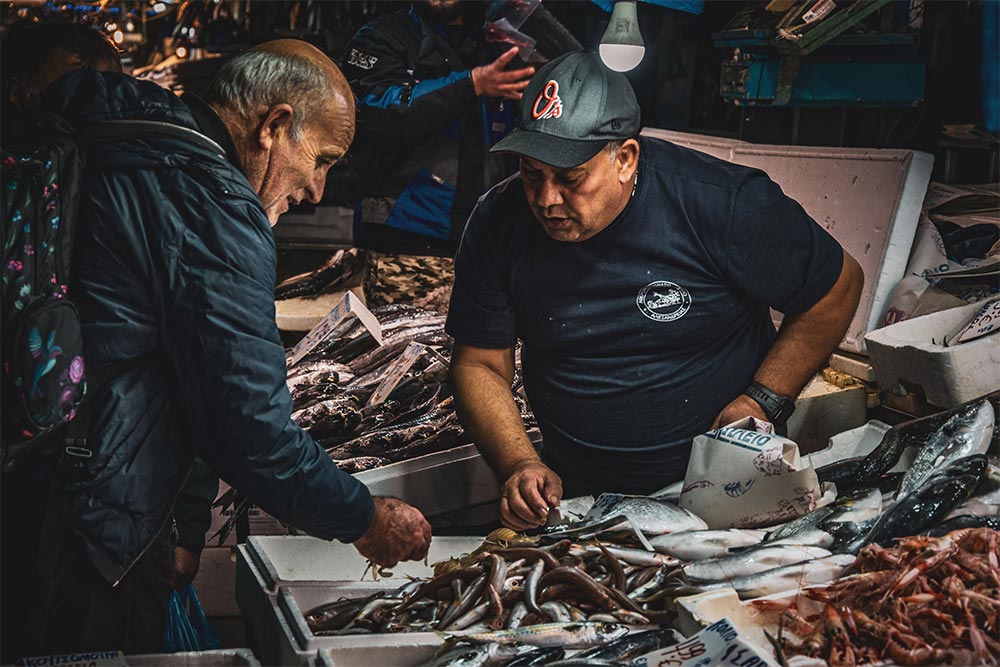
367;341;425;407
288;291;382;367
16;650;127;667
633;618;778;667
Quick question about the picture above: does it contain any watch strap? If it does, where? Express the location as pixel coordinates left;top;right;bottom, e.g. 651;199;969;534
743;381;795;425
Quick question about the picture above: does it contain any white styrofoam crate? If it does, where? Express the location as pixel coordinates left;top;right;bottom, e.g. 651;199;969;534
786;374;867;455
127;649;260;666
237;536;485;666
804;419;893;471
865;299;1000;408
279;584;445;666
641;128;934;354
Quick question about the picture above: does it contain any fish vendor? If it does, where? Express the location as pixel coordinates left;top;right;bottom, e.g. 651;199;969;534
446;51;865;531
1;40;431;660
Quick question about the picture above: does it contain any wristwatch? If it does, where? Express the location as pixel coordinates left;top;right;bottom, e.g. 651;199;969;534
743;381;796;426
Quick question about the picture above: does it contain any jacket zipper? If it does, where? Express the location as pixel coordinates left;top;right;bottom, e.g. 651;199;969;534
112;462;192;588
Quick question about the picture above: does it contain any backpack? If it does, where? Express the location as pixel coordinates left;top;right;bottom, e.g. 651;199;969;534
1;114;225;472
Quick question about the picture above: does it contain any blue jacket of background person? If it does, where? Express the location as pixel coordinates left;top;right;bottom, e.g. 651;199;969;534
342;4;516;254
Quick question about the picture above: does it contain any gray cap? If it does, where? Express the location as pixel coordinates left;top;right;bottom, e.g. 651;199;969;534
490;51;640;169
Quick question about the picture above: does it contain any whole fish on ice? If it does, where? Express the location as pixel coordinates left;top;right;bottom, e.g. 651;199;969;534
701;554;856;599
683;545;832;583
896;400;993;499
649;529;766;560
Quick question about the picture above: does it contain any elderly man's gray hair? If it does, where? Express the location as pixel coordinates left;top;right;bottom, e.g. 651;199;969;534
205;49;336;142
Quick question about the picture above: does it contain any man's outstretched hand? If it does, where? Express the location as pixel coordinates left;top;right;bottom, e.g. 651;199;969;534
472;47;535;100
352;496;432;567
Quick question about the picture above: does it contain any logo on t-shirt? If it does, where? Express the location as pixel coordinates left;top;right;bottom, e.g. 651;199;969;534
637;281;691;321
531;80;563;120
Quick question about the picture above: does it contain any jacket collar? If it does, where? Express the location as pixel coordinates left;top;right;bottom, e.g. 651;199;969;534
182;92;243;171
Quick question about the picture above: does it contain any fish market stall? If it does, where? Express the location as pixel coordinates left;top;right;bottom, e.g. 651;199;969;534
233;391;998;666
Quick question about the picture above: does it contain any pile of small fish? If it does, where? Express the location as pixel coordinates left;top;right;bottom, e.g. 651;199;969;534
763;527;1000;666
275;247;364;300
285;303;534;474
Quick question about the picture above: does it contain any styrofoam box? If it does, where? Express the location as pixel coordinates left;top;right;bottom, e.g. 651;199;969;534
279;584;445;667
641;128;934;354
127;649;260;666
865;299;1000;408
237;536;485;666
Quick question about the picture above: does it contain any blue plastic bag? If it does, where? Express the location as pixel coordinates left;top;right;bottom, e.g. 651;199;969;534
163;583;221;652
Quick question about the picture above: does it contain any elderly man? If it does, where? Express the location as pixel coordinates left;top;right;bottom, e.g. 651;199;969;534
2;40;430;660
446;52;864;531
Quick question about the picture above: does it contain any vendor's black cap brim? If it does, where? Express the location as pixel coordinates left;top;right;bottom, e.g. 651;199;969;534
490;128;610;169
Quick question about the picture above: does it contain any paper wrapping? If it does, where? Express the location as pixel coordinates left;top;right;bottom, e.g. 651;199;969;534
678;417;823;529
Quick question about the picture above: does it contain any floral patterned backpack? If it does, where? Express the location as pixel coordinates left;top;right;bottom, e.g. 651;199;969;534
2;114;223;472
2;113;88;471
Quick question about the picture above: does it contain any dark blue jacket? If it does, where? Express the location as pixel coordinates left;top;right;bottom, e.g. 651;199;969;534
40;70;374;585
342;5;515;251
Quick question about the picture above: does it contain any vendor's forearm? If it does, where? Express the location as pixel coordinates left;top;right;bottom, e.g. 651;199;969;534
756;253;864;398
452;356;537;479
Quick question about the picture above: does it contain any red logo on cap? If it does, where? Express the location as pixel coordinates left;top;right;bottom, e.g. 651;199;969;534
531;80;563;120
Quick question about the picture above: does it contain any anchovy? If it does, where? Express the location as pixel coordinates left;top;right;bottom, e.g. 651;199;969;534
702;554;857;599
575;627;681;661
764;487;882;544
539;601;573;623
897;400;994;499
683;545;832;583
650;529;766;560
427;643;537;667
504;647;566;667
581;494;709;535
454;622;630;648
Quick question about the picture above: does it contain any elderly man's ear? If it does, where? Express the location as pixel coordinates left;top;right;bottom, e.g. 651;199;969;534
256;103;294;150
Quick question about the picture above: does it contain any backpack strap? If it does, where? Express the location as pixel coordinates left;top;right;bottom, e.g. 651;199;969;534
77;120;226;156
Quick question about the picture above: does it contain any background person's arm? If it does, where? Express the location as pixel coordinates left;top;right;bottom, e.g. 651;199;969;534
451;343;562;530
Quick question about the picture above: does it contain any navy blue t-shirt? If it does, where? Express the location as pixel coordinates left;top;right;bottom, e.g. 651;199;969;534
446;137;844;494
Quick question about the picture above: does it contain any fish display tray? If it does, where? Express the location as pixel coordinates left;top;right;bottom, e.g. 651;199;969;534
804;419;898;471
280;584;445;667
865;299;1000;408
127;649;261;666
641;129;934;354
237;536;484;666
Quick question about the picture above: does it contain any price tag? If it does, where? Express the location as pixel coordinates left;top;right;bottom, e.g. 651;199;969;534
16;650;128;667
367;341;426;407
632;618;778;667
288;292;382;367
945;297;1000;346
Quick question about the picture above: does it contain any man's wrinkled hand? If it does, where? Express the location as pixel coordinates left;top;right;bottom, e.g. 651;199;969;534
472;47;535;100
169;545;201;591
710;393;769;430
500;460;562;531
353;496;432;568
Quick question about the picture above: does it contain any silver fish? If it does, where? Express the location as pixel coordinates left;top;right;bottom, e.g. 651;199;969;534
428;643;537;667
455;622;629;648
650;529;766;560
897;400;994;499
683;545;832;583
703;554;856;599
764;487;882;544
581;494;708;535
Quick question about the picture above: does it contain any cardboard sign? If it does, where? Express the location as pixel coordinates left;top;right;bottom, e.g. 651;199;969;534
945;297;1000;346
367;341;426;407
633;618;778;667
287;291;382;367
16;650;128;667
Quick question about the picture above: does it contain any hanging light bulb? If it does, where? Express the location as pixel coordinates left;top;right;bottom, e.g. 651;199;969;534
599;0;645;73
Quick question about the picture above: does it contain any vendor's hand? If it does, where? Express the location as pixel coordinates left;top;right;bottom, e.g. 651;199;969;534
169;545;201;591
500;460;562;531
353;496;432;568
710;393;769;430
472;47;535;100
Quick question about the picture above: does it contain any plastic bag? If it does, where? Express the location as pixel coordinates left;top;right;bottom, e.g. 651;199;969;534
163;583;221;653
